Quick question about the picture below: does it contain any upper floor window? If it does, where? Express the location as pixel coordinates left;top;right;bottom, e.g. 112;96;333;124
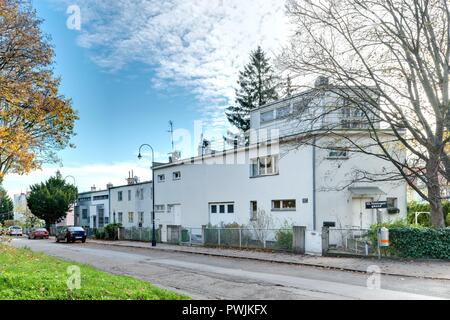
261;110;275;123
118;191;123;202
155;205;165;212
82;209;88;220
276;106;291;119
93;195;108;201
158;174;166;183
128;212;134;223
78;197;91;202
251;155;279;177
128;190;132;201
173;171;181;180
136;188;144;200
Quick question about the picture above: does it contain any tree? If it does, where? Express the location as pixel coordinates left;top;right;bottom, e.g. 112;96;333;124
27;171;77;230
281;0;450;228
0;0;78;183
226;46;279;132
0;186;13;224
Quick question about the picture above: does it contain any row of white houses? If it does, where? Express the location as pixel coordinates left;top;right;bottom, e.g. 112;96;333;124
75;79;408;245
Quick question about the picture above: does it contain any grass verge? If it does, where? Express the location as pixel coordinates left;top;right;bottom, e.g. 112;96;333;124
0;244;189;300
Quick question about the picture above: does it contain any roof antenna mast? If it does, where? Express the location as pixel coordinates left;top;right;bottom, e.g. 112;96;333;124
168;120;175;151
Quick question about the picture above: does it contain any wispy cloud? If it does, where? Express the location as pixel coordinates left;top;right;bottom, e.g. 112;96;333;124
57;0;290;133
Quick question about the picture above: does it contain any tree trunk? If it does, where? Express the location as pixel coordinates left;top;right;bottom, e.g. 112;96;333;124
427;157;446;228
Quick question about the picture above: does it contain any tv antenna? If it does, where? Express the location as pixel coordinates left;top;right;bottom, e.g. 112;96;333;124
168;121;174;151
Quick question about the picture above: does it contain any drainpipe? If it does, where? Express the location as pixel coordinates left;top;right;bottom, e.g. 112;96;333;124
312;136;317;231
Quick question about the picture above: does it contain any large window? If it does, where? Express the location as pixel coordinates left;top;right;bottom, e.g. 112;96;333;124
93;195;108;201
128;212;134;223
136;188;145;200
128;190;132;201
118;212;123;224
118;191;123;202
78;197;91;202
82;209;88;220
209;203;235;215
138;212;144;227
251;155;279;177
272;200;297;211
261;110;275;123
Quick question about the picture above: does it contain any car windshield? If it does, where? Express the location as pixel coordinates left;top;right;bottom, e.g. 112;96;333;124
68;227;84;232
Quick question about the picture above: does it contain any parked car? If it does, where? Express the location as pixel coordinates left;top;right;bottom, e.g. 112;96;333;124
7;226;23;237
56;226;87;243
28;228;49;240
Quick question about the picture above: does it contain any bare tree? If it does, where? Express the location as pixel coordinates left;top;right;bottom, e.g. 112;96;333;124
280;0;450;228
248;209;274;247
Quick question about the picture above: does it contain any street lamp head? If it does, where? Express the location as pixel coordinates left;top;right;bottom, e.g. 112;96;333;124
138;153;142;160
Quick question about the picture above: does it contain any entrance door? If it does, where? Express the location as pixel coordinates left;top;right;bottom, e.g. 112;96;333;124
352;198;374;229
173;205;181;225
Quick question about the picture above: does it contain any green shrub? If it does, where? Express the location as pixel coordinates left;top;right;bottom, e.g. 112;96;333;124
93;228;105;240
274;228;293;251
104;224;121;240
388;228;450;260
407;201;450;227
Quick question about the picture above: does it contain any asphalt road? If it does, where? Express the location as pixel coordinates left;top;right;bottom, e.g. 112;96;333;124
10;238;450;300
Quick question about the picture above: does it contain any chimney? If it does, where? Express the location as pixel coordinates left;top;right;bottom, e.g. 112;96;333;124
91;185;96;192
106;183;113;189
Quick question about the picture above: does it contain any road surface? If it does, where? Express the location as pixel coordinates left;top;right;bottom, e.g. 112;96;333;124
10;238;449;300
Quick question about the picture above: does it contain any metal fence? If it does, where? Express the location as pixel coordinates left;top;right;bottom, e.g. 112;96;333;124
327;228;372;256
118;227;161;242
176;227;294;252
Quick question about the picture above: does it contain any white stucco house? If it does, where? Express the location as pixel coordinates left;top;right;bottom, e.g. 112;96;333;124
152;80;407;239
75;187;110;229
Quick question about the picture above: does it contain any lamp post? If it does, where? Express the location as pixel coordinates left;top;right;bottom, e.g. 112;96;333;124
138;144;157;247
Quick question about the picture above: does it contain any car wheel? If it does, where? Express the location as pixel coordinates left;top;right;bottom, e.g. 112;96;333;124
82;239;86;243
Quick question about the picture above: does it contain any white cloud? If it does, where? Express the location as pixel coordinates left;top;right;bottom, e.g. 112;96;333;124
57;0;290;132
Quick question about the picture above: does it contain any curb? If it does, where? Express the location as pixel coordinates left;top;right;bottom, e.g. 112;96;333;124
88;240;450;281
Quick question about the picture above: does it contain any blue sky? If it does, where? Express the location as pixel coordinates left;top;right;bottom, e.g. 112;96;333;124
4;0;289;196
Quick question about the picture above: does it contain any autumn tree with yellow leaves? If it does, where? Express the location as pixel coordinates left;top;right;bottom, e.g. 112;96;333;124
0;0;78;182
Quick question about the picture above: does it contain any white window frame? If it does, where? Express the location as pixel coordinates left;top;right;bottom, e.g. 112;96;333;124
251;155;279;177
155;205;165;212
173;171;181;181
272;199;297;211
158;174;166;183
209;203;235;215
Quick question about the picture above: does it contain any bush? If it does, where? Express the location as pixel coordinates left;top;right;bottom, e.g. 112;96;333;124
388;228;450;260
407;201;450;227
104;224;122;240
368;219;412;248
93;228;105;240
274;228;293;251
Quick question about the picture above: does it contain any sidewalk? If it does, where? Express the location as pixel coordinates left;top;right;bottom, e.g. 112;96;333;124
88;239;450;281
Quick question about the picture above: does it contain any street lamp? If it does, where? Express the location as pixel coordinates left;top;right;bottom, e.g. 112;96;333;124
138;144;157;247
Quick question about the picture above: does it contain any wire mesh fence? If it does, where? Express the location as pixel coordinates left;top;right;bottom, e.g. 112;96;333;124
327;228;372;256
118;227;161;242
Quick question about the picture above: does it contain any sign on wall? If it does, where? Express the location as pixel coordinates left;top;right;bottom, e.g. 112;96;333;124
365;201;388;209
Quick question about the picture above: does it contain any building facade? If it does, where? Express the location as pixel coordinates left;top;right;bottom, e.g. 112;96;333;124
75;187;110;229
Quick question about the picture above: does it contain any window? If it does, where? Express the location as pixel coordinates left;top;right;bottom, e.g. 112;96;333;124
118;212;123;224
93;195;108;201
276;106;291;119
128;190;132;201
261;110;275;123
209;203;235;214
118;191;123;202
250;201;258;221
78;197;91;202
328;148;349;159
128;212;134;223
272;200;297;211
173;171;181;180
387;198;398;209
167;205;174;213
138;212;144;227
82;209;88;220
104;217;109;225
155;205;165;212
158;174;166;183
136;188;144;200
251;155;279;177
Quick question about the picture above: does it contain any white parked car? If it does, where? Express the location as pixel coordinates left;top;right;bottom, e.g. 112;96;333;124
8;226;23;237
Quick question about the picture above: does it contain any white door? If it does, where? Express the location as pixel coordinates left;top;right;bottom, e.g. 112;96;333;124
352;198;374;229
173;205;181;225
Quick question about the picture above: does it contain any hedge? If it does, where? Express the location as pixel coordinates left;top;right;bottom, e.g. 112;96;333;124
388;227;450;260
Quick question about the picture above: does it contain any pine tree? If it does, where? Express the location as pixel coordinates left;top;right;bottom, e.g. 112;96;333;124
0;186;14;224
226;46;279;132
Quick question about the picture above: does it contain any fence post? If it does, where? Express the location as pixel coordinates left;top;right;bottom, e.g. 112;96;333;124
322;226;329;256
202;225;206;246
189;228;192;247
218;228;221;247
239;228;242;249
293;226;306;254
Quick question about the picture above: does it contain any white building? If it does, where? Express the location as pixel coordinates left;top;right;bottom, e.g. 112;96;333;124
152;82;407;240
75;186;110;229
109;176;153;228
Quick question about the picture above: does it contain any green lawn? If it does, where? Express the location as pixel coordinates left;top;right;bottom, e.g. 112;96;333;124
0;244;189;300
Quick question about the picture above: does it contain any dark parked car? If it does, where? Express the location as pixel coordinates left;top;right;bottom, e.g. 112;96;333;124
28;228;49;240
56;227;87;243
